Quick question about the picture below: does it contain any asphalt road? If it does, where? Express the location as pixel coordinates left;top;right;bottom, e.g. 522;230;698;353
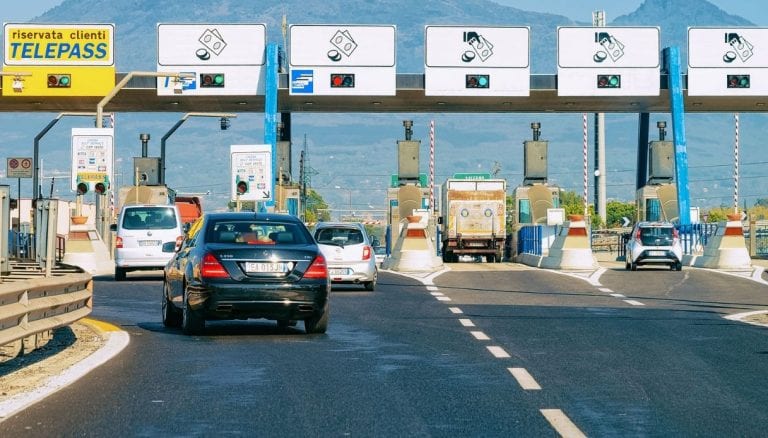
2;264;767;436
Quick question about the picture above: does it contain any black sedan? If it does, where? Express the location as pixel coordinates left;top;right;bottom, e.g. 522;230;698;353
162;212;331;335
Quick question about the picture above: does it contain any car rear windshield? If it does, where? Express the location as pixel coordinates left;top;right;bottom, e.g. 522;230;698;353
639;226;675;246
122;207;178;230
206;220;310;245
315;227;365;245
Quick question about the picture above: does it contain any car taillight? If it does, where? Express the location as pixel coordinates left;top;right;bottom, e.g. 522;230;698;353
201;253;229;279
115;236;123;249
362;245;372;261
304;255;328;279
673;228;679;240
635;228;642;243
175;235;184;251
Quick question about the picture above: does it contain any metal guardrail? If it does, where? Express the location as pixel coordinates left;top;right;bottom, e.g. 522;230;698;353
0;262;92;352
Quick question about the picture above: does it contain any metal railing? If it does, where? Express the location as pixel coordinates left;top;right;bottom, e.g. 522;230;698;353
8;231;67;262
0;264;92;352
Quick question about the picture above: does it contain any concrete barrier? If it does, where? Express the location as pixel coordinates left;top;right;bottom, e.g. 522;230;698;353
539;216;598;270
383;216;443;272
693;215;751;270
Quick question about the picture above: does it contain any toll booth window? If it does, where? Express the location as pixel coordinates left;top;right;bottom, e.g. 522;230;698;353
552;196;560;208
518;199;532;224
646;199;662;222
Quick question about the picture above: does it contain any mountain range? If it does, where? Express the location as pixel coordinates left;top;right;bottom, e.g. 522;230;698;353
0;0;765;217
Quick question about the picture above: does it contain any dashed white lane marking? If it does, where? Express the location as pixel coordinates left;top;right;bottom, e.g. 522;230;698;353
426;286;439;291
449;307;463;314
599;287;613;293
486;346;511;358
610;293;626;298
436;296;452;301
430;291;444;296
471;331;490;340
540;409;587;438
459;318;475;327
508;367;542;390
623;299;645;306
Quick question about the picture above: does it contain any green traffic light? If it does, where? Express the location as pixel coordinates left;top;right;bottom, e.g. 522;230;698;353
214;74;224;85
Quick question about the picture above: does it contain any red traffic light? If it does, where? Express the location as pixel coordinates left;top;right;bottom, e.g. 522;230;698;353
236;181;248;195
76;182;88;195
94;182;106;194
330;74;355;88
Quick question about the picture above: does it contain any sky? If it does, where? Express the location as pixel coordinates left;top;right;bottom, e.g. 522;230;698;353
2;0;767;24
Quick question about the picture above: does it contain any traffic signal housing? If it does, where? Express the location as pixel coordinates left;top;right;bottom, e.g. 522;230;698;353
727;74;750;88
597;74;621;88
465;74;490;89
47;74;71;88
94;182;107;194
76;182;88;195
200;73;225;88
236;180;249;195
330;74;355;88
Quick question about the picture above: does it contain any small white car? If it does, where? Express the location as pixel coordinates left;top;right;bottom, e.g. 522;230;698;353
112;204;184;281
313;222;377;290
625;221;683;271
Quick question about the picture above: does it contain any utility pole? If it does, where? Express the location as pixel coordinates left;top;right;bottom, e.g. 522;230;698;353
593;10;607;225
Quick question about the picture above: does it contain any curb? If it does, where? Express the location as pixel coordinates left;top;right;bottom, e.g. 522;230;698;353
0;319;129;423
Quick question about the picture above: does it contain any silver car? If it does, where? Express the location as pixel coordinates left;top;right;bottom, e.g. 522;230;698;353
314;222;378;290
625;221;683;271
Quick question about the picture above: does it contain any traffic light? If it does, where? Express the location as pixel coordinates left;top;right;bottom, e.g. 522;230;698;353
9;198;17;210
330;74;355;88
465;74;490;88
597;74;621;88
94;182;106;194
200;73;225;88
47;74;71;88
236;180;249;195
76;182;88;195
727;74;750;88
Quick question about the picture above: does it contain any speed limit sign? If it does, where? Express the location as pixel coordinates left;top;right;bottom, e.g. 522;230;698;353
7;157;33;178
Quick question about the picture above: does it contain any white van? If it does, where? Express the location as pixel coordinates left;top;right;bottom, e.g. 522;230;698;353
112;204;184;281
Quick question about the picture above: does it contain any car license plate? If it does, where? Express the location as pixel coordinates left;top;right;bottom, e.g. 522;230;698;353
648;250;666;256
245;262;291;273
329;268;349;276
138;240;161;247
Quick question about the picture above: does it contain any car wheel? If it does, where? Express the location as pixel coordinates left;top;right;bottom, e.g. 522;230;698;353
630;261;638;271
364;270;377;291
305;302;329;334
162;282;182;328
625;260;631;270
675;262;682;271
114;267;126;282
182;293;205;335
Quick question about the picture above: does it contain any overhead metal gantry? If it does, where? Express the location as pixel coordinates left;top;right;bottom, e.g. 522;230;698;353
0;73;767;114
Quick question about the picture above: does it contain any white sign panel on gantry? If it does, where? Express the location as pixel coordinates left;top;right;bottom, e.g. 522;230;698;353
688;27;768;96
230;145;272;202
157;23;266;96
557;27;660;96
71;128;114;192
289;24;396;96
424;25;529;96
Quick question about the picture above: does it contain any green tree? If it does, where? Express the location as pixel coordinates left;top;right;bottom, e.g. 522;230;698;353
606;200;636;228
304;189;330;223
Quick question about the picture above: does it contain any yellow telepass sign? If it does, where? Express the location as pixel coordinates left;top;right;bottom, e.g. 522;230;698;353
2;23;115;96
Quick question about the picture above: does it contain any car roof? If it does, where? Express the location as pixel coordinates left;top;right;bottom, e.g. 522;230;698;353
314;222;365;230
203;212;304;224
636;221;675;227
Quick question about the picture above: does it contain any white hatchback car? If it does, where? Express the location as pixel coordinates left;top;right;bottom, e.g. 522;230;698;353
313;222;377;290
112;204;184;281
624;221;683;271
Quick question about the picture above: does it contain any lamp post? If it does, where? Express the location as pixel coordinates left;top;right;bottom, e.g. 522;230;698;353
33;112;101;200
334;185;352;221
160;112;237;185
96;71;193;128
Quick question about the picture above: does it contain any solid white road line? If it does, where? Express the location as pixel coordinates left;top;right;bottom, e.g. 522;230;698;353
486;346;511;358
507;367;542;390
426;285;439;291
458;318;475;327
540;409;587;438
449;307;463;314
623;299;645;306
599;287;613;293
471;331;490;340
610;293;626;298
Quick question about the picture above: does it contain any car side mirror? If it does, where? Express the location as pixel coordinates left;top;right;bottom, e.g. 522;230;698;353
110;223;117;232
437;217;443;225
162;241;178;253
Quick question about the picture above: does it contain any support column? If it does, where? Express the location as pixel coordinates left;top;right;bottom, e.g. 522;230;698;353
663;47;691;225
263;43;279;211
